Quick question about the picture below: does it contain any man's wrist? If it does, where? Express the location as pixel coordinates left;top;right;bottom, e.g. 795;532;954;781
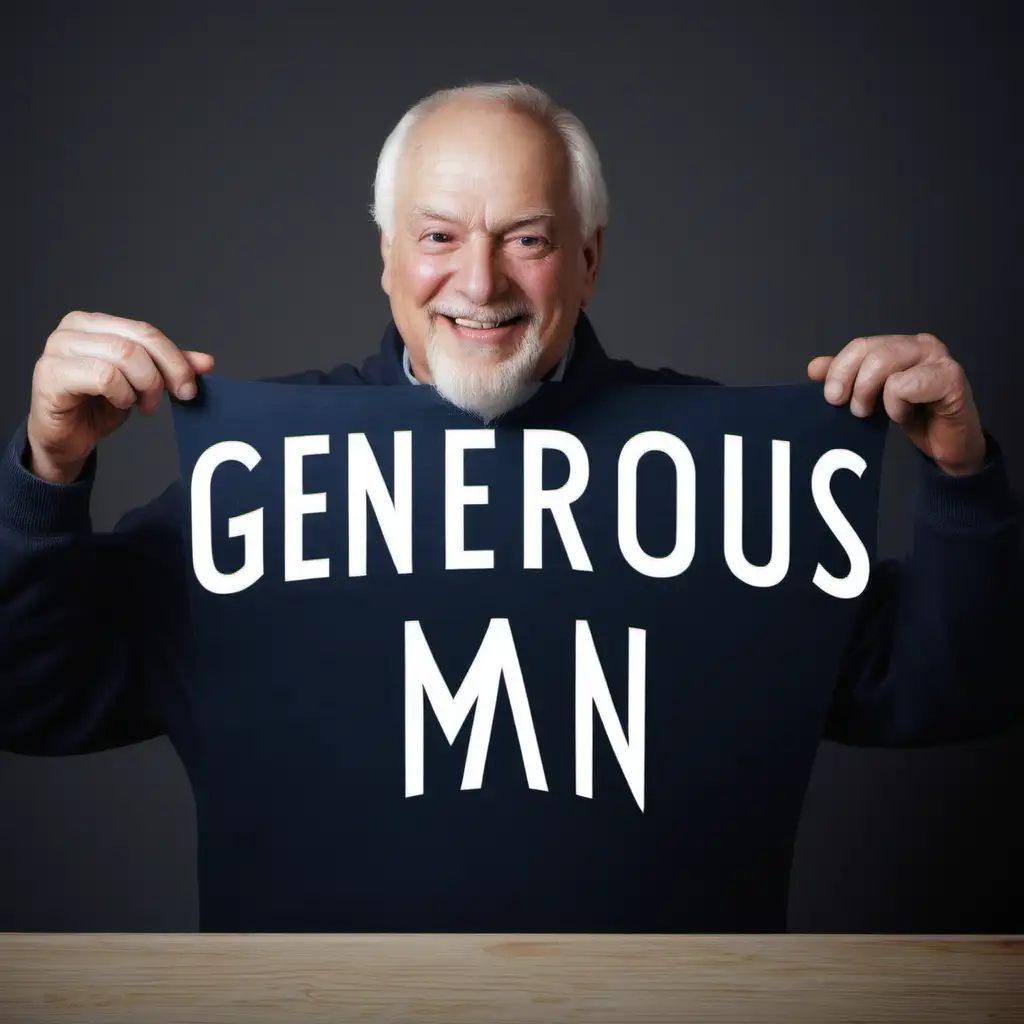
26;448;90;486
932;430;989;478
933;454;987;477
915;431;1018;531
0;421;97;537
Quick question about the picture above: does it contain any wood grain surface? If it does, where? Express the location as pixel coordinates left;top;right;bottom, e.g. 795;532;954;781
1;934;1021;1022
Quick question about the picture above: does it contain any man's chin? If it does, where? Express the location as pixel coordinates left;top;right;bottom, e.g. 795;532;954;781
428;366;528;422
422;313;546;420
427;350;542;422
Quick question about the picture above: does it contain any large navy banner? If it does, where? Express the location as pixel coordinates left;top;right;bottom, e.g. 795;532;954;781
170;377;888;931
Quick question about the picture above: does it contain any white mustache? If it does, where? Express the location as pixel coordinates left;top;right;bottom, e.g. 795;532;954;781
428;301;535;323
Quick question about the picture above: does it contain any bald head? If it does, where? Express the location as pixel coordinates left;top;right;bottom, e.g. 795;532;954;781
395;98;576;243
372;81;609;242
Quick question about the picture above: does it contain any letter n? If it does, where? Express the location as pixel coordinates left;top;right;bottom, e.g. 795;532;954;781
575;621;646;812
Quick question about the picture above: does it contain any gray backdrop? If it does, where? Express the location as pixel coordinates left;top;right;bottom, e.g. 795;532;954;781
2;1;1022;931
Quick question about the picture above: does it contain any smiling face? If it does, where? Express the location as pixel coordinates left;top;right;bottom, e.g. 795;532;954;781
379;97;602;420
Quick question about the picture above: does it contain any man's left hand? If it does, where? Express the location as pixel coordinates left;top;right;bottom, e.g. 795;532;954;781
808;333;987;476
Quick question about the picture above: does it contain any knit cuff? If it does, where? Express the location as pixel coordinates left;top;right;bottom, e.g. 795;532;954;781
914;431;1020;532
0;420;96;537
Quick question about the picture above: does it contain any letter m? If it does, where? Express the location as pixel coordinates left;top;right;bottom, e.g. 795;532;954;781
404;619;548;798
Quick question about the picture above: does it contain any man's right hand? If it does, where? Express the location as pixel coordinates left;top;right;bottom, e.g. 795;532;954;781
25;311;215;484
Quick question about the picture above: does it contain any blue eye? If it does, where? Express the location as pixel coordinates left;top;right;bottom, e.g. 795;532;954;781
428;232;450;243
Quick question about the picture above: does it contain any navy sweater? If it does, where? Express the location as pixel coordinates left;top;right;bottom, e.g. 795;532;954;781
1;312;1021;932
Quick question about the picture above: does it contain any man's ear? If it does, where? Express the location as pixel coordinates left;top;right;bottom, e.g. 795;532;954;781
379;230;392;295
580;226;604;309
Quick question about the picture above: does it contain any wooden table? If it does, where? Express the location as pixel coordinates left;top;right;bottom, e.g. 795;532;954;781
1;934;1021;1022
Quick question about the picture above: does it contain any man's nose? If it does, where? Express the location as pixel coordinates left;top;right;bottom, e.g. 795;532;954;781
452;237;508;307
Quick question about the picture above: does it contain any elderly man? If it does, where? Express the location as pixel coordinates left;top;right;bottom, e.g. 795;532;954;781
0;81;1020;933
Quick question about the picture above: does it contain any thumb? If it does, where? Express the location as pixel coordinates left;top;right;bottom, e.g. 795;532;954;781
183;350;215;374
807;355;833;381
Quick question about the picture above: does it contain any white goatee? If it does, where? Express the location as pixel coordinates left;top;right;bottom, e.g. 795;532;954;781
425;315;545;422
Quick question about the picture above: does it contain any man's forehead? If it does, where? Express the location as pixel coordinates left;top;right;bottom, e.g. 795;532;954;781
404;202;559;235
398;153;570;225
392;102;573;228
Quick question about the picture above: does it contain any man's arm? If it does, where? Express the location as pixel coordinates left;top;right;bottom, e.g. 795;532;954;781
822;437;1023;747
0;419;185;756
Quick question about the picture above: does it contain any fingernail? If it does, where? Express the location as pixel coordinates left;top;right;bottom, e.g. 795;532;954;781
825;381;843;402
178;382;197;400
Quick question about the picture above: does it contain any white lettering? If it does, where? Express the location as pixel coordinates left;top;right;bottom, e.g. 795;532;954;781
348;431;413;576
722;434;791;587
618;431;696;578
522;429;593;571
812;448;871;599
190;440;264;595
284;434;330;582
404;618;547;797
575;621;646;812
445;430;495;570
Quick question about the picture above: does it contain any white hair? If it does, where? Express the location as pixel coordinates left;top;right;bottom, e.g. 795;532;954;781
370;80;609;241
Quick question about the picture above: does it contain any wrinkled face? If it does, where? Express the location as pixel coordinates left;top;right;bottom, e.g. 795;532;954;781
380;99;602;420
